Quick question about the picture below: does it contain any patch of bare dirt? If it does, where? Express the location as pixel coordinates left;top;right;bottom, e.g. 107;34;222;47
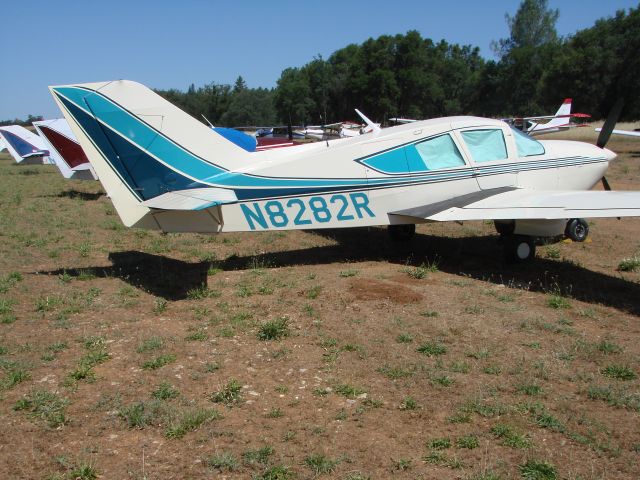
348;277;423;303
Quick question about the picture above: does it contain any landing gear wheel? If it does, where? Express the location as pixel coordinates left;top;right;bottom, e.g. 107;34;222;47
565;218;589;242
388;224;416;242
504;235;536;263
494;220;515;236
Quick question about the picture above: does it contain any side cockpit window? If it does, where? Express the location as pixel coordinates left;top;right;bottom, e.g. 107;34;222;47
511;127;545;157
406;133;465;171
461;129;508;163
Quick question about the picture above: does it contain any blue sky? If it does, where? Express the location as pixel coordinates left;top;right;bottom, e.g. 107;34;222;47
1;0;637;119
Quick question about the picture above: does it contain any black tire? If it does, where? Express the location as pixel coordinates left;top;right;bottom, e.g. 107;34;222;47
565;218;589;242
494;220;515;236
388;224;416;242
504;235;536;263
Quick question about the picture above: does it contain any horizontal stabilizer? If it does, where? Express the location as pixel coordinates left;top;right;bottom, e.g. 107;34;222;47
22;150;49;159
141;188;238;210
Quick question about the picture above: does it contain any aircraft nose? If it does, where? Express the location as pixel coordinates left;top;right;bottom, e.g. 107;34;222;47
602;147;617;161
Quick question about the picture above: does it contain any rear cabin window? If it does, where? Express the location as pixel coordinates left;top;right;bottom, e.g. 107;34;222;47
461;129;508;163
511;127;545;156
405;133;465;171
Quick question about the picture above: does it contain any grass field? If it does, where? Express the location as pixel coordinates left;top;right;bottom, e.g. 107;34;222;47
0;129;639;479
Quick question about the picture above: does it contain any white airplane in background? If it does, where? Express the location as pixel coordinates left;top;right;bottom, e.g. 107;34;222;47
33;118;97;180
522;98;590;135
393;99;590;137
0;125;53;165
49;80;640;263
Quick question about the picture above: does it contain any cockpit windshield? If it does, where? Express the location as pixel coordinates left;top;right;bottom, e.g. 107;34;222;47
511;127;545;157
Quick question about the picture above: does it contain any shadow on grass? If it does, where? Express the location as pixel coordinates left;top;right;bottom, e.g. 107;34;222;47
55;189;105;201
39;227;640;313
44;252;208;301
219;227;640;316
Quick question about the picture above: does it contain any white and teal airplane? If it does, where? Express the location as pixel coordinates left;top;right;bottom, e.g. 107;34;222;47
49;80;640;262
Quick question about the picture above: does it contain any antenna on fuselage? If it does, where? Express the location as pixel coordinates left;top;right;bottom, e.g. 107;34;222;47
201;114;214;128
355;109;381;133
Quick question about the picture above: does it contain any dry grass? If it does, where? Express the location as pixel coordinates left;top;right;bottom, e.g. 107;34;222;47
0;132;639;479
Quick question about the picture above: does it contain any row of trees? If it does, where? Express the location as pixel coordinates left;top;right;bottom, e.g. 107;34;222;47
0;114;43;127
155;1;638;126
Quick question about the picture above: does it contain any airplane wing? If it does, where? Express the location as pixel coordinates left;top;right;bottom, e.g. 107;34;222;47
528;122;589;136
389;117;418;124
21;150;50;159
595;128;640;138
390;188;640;222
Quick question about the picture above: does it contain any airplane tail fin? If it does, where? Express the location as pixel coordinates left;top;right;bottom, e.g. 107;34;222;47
49;80;251;230
0;125;50;164
529;98;572;133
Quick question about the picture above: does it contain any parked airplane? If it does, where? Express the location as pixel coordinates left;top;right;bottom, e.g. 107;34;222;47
394;99;589;136
507;98;591;136
0;125;53;164
32;119;97;180
49;80;640;262
0;137;6;152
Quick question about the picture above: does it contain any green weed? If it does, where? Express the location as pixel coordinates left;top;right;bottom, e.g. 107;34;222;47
427;438;451;450
13;389;68;427
165;407;221;438
243;446;274;466
253;465;293;480
378;364;414;379
136;336;164;353
597;340;622;354
399;396;419;410
547;294;571;309
211;378;243;406
266;407;284;418
152;382;179;400
304;454;339;475
586;384;640;411
519;459;557;480
617;256;640;272
258;317;290;341
490;424;531;448
601;364;637;380
187;285;219;299
339;269;359;277
307;285;322;299
456;434;479;449
395;333;413;343
142;354;176;370
516;383;543;396
334;384;366;398
417;341;447;357
207;452;239;472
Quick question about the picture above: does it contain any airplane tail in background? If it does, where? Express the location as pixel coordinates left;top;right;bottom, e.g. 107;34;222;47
528;98;572;134
0;125;51;164
49;80;252;230
33;119;97;180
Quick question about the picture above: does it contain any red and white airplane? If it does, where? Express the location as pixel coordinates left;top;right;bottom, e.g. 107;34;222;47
33;118;97;180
